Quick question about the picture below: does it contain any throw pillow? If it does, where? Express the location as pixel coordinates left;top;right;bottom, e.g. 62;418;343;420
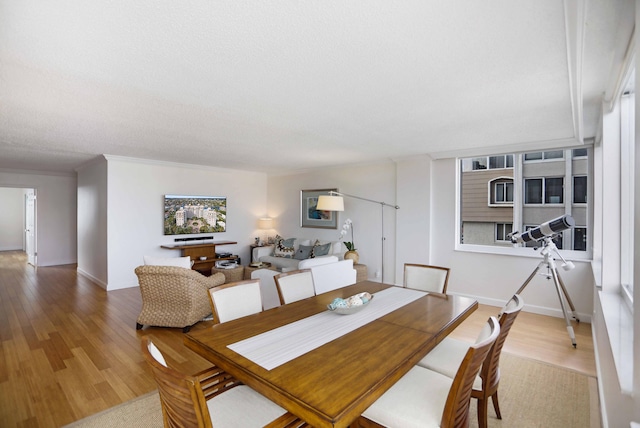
274;235;296;258
311;240;331;258
293;244;314;260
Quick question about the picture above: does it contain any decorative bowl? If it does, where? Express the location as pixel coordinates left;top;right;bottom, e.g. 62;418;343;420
327;292;374;315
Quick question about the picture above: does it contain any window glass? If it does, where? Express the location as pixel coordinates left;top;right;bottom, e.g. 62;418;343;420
494;182;514;203
472;158;487;170
506;155;514;168
573;176;587;204
544;150;564;159
524;152;542;161
525;179;542;204
573;148;588;158
574;228;587;251
496;223;513;241
489;156;505;169
545;177;564;204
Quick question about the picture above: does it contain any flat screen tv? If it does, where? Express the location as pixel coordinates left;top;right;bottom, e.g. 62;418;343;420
164;195;227;235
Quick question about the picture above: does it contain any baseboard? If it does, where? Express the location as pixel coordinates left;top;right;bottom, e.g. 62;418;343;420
447;291;593;323
76;268;108;290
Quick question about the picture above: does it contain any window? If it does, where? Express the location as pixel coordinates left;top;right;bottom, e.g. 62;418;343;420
620;92;634;298
459;147;591;253
574;227;587;251
489;155;514;169
524;177;563;204
494;181;513;203
524;179;542;204
572;148;588;158
573;176;587;204
544;178;563;204
496;223;513;241
524;151;565;161
467;154;513;171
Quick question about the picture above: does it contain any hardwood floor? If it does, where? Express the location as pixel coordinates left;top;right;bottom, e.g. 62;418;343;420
0;251;596;427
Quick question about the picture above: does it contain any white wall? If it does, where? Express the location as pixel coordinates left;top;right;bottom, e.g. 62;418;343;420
101;156;268;290
0;187;25;251
0;169;77;266
77;158;108;288
267;161;398;283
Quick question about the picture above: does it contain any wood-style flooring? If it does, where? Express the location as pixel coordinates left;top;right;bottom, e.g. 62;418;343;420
0;250;596;427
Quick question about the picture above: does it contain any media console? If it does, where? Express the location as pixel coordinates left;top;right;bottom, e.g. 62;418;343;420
161;241;237;275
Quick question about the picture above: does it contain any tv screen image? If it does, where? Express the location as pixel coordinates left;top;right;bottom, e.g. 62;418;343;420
164;195;227;235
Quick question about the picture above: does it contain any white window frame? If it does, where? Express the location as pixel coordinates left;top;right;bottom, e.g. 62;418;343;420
495;223;513;242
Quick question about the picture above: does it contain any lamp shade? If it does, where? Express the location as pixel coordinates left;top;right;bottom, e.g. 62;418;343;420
258;217;274;229
317;195;344;211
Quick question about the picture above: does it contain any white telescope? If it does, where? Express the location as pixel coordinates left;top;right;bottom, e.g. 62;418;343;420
510;214;575;244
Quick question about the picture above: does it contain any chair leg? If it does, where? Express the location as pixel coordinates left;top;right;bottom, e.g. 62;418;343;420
477;397;489;428
491;391;502;419
136;322;143;330
182;325;191;333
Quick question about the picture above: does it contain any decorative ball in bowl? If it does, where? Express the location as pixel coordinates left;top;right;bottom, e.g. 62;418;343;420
327;292;374;315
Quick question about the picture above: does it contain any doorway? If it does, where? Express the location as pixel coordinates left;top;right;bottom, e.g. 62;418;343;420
0;187;36;266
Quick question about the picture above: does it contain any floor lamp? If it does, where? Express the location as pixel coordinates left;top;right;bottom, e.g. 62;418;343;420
317;191;399;282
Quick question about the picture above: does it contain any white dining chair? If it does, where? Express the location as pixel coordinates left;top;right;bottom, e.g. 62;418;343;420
403;263;450;294
274;269;316;305
208;279;263;324
417;294;524;428
359;316;500;428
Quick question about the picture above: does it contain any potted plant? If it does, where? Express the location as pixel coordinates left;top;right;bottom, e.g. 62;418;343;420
340;218;359;264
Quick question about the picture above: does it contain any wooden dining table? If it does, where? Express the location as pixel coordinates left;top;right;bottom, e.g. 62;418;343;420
184;281;478;428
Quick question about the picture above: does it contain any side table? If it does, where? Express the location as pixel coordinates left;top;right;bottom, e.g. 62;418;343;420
211;265;244;283
244;263;280;279
354;264;368;282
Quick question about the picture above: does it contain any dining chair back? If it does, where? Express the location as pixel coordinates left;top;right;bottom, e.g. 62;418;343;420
274;269;316;304
417;294;524;428
359;316;500;428
208;279;263;324
403;263;450;294
141;336;305;428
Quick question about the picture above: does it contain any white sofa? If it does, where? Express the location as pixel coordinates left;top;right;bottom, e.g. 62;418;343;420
252;238;344;271
251;257;357;309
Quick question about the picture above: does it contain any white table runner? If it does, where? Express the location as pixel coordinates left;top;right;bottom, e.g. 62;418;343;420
228;287;426;370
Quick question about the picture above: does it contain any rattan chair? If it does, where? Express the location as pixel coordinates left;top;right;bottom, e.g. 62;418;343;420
141;336;307;428
208;279;263;324
417;295;524;428
403;263;450;294
274;269;316;305
135;265;225;332
357;316;500;428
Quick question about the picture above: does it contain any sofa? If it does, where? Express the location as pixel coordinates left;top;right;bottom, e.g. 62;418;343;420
252;237;344;271
250;257;357;309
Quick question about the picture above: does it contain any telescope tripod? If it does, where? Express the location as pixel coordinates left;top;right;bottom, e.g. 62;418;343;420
515;237;580;348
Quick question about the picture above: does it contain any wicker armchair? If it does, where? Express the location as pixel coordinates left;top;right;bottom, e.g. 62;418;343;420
135;265;225;332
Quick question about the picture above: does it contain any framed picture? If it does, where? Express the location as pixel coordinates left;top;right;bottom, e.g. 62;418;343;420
300;188;338;229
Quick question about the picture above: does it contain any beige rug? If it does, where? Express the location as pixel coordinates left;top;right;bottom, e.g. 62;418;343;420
66;353;597;428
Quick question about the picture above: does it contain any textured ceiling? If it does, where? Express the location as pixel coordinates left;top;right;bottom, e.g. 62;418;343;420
0;0;634;175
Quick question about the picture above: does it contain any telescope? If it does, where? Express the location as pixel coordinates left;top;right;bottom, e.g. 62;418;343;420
509;214;575;244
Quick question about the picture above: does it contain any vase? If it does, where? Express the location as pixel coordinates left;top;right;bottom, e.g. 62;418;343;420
344;250;359;264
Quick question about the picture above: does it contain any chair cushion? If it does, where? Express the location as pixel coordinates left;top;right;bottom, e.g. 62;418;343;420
208;385;287;427
417;337;482;390
143;255;192;269
362;366;452;428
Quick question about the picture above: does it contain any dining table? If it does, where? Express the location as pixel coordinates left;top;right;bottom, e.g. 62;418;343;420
184;280;478;428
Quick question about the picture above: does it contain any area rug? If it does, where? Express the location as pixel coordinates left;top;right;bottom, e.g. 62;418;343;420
66;352;597;428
